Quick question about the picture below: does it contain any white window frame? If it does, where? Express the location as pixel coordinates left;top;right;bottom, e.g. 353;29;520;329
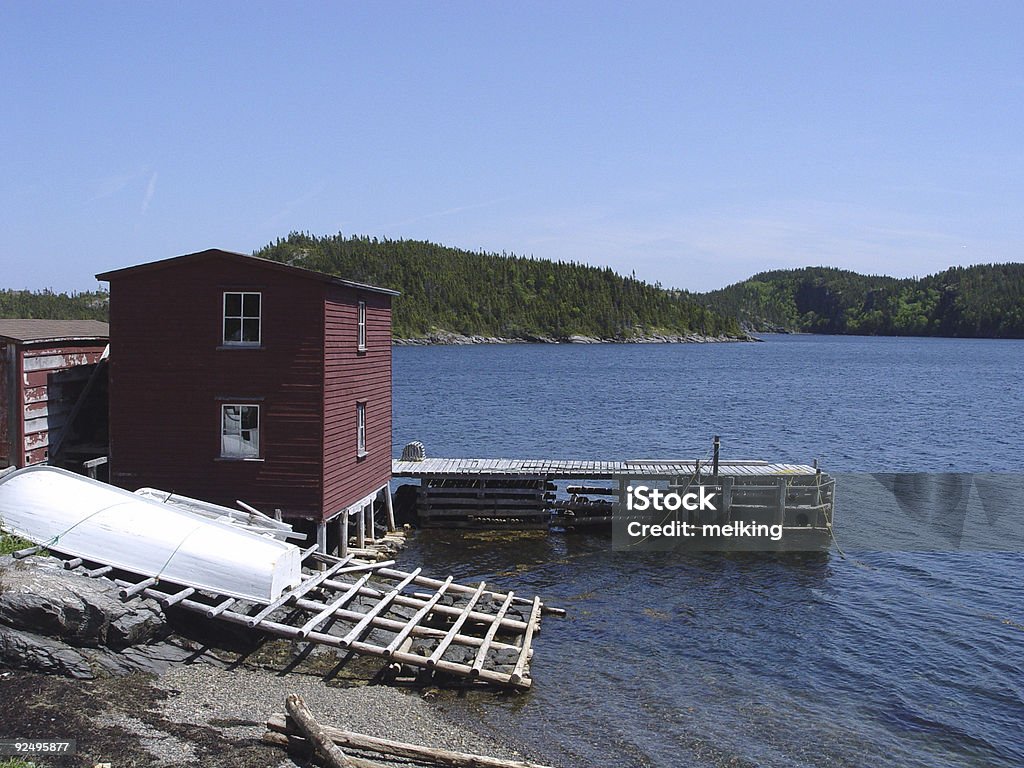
223;291;261;346
221;403;260;459
356;402;367;456
357;300;367;351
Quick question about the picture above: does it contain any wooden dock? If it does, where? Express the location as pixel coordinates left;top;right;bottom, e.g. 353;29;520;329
393;451;835;544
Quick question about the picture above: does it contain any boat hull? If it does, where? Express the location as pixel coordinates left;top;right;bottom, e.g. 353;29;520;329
0;466;301;602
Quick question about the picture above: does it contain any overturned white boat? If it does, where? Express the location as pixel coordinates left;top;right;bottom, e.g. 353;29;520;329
0;466;302;602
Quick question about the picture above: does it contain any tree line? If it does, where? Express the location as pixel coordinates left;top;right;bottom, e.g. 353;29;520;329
698;264;1024;338
0;288;108;320
6;242;1023;340
255;232;743;339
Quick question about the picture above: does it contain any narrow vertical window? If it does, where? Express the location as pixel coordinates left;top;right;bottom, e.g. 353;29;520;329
221;404;260;458
356;402;366;456
357;300;367;351
223;292;261;345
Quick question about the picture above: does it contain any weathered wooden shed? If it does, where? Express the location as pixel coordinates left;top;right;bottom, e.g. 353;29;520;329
96;249;398;550
0;319;109;470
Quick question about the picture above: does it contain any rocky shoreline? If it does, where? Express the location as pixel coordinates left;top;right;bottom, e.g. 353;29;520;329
395;329;757;346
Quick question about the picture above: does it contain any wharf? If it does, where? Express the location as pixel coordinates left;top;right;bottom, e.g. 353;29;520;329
392;452;834;543
393;457;817;479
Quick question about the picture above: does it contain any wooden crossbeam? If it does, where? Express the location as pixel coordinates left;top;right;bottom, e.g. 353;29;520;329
510;597;542;685
471;591;515;677
383;576;453;657
297;572;374;638
247;556;355;627
427;581;487;669
338;568;422;648
290;594;522;653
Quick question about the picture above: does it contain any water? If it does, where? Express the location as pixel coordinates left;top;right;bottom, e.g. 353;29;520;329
391;336;1024;767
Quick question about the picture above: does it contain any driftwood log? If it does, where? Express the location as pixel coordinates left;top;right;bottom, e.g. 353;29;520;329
262;732;387;768
266;711;555;768
284;694;358;768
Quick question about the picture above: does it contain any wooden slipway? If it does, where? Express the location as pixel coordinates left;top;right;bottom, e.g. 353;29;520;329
0;466;560;690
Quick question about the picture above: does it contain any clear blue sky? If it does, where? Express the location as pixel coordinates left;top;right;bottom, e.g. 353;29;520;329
2;1;1021;293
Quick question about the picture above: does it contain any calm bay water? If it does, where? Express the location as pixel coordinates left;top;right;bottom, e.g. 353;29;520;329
392;336;1024;768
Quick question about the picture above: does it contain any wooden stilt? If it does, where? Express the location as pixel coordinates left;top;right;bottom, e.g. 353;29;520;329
383;485;396;532
316;521;328;554
364;501;374;544
340;510;349;558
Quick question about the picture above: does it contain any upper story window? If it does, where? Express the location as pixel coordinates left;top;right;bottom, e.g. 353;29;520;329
357;300;367;351
223;292;261;345
221;404;260;458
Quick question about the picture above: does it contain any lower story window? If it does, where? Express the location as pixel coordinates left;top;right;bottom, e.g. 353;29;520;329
357;402;366;456
222;404;260;458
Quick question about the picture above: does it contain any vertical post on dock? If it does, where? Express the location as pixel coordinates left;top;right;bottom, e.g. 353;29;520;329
722;476;733;522
316;521;327;559
775;477;787;526
357;503;366;549
712;435;720;476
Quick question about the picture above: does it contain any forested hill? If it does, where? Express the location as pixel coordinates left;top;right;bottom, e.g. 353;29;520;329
697;264;1024;338
255;232;743;339
0;289;108;321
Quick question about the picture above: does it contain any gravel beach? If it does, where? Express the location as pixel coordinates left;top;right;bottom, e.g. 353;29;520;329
1;653;553;767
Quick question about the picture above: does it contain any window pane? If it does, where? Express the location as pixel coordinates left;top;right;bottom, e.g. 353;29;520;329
240;406;259;430
224;318;242;342
242;293;260;317
222;405;259;458
241;318;260;342
223;405;241;429
225;293;242;316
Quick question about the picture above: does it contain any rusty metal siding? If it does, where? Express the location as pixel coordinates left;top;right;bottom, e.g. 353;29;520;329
322;285;393;517
107;256;326;516
17;343;106;466
0;342;14;466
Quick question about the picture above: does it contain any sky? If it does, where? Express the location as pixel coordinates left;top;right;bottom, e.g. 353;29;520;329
2;1;1022;293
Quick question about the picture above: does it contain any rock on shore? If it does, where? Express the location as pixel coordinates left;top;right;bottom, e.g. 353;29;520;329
0;555;179;678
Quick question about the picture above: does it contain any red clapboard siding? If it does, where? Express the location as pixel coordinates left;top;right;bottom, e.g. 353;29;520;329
104;250;395;523
107;256;326;516
322;285;392;515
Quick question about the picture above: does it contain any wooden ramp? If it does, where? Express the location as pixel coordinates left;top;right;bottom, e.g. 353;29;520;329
57;547;561;691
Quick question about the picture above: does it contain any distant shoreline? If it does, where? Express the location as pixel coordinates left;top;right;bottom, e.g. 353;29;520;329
394;331;758;346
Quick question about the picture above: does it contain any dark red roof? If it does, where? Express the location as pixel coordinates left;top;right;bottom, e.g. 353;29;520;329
95;248;400;296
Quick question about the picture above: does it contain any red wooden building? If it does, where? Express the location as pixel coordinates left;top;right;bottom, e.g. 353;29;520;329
0;320;109;471
96;249;398;550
